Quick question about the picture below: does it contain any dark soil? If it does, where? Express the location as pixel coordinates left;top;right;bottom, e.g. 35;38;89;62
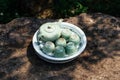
0;13;120;80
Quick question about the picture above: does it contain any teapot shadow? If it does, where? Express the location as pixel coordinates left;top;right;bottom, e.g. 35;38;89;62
27;42;77;71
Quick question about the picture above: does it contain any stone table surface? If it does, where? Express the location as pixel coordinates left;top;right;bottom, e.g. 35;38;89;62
0;13;120;80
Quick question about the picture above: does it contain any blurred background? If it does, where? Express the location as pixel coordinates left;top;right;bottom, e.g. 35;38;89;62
0;0;120;24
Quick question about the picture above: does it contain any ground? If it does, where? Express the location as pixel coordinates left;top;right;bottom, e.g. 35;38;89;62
0;13;120;80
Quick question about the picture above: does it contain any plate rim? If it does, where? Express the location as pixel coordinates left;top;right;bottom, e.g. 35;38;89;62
32;22;87;61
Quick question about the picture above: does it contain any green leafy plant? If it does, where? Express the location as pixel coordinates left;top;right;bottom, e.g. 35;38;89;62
0;0;18;23
82;0;120;17
53;0;88;18
0;0;119;23
0;0;29;23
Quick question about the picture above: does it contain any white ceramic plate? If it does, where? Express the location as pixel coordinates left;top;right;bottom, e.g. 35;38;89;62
32;22;87;63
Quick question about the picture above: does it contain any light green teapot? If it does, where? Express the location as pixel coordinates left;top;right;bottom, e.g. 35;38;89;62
38;22;61;41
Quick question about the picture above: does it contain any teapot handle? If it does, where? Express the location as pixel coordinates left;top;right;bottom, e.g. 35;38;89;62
37;33;44;41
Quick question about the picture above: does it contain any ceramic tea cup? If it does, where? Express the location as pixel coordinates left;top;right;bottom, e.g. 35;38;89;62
42;41;55;55
61;28;72;39
69;32;80;45
54;46;66;58
66;42;77;55
55;38;66;47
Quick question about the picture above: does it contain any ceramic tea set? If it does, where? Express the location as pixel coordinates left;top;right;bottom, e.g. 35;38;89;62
37;22;81;58
32;21;87;63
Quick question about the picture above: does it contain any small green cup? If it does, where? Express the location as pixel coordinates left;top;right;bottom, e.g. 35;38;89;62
42;41;55;54
61;29;72;39
66;42;77;55
69;32;80;45
54;46;66;58
55;38;66;47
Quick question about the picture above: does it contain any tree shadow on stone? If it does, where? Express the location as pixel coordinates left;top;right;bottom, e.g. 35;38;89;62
78;13;120;69
65;13;120;70
0;48;26;80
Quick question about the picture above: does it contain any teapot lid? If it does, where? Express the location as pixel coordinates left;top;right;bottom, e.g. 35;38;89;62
43;24;56;33
40;22;60;33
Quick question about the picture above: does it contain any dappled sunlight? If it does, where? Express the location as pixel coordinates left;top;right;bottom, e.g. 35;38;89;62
0;13;120;80
68;13;120;80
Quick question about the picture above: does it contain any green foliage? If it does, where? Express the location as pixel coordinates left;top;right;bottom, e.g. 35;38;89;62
83;0;120;16
0;0;29;23
0;0;120;23
53;0;88;18
53;0;120;18
0;0;18;23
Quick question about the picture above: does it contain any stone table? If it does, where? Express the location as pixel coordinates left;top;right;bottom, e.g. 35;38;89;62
0;13;120;80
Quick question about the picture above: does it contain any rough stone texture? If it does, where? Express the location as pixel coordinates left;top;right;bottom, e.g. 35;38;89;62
0;13;120;80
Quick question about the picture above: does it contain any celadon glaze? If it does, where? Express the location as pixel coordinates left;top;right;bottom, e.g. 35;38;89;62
32;21;87;63
38;22;61;41
42;41;55;55
37;21;82;58
69;32;80;45
61;28;72;39
55;38;66;47
54;46;66;58
66;42;77;55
